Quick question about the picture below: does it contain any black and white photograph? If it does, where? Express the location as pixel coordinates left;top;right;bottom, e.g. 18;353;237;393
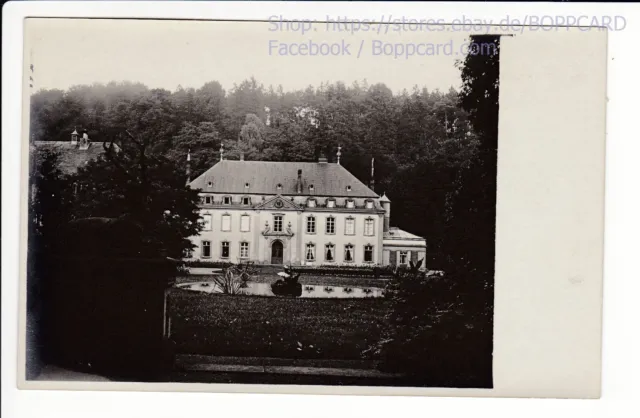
24;18;498;388
16;14;606;398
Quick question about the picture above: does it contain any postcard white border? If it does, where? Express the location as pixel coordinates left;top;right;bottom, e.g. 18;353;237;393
3;1;639;417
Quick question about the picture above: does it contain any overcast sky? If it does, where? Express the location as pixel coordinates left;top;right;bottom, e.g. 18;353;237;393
26;18;470;94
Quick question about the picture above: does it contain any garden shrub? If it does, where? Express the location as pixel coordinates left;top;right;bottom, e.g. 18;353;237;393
366;259;493;388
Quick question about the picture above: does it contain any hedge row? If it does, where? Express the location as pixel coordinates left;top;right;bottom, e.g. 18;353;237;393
292;265;396;278
182;260;399;277
183;260;235;268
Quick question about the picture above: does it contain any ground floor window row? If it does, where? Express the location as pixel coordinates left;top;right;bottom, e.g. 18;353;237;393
201;240;376;263
201;240;250;259
304;243;375;263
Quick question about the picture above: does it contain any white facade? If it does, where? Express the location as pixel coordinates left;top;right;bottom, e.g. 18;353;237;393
189;194;385;266
186;159;427;266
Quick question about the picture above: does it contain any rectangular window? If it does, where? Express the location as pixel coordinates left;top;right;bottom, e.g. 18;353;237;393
345;218;355;235
242;197;251;205
204;196;212;205
240;242;249;258
326;217;335;234
364;218;375;236
202;241;211;258
306;243;316;261
325;244;335;262
274;215;283;232
202;214;212;231
306;216;316;234
221;214;231;232
364;245;374;263
223;196;232;205
344;244;354;262
240;214;250;232
221;242;230;258
399;251;408;265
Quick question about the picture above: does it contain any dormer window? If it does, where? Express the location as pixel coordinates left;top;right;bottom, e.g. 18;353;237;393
245;183;250;189
365;200;374;209
307;198;316;208
346;185;352;192
346;200;355;209
204;196;213;205
309;184;314;193
242;197;251;205
276;183;283;191
223;196;232;205
207;181;213;188
327;199;335;208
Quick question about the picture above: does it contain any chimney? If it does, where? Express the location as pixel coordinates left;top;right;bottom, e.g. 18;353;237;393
318;150;328;163
240;152;245;161
296;169;303;194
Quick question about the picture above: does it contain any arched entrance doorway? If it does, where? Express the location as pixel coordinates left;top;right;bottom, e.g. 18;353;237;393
271;240;284;265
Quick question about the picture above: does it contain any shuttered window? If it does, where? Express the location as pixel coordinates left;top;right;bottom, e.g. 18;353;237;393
364;218;374;236
345;218;355;235
240;215;250;232
221;214;231;231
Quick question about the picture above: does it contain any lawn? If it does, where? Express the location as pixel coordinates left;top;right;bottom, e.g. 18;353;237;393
167;289;389;360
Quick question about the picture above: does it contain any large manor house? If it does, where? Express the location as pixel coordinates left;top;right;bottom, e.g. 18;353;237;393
32;128;427;267
187;146;427;267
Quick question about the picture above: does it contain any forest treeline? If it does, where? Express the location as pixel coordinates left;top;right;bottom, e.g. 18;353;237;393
30;78;479;264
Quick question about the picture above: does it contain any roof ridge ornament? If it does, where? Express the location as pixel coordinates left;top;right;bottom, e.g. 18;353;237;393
220;143;224;161
336;145;342;165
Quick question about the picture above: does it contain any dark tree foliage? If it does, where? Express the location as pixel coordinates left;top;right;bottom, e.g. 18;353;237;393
27;151;74;312
28;151;73;248
368;36;500;388
69;133;203;259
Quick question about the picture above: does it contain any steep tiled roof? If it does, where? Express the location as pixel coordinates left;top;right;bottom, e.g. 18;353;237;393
32;141;117;175
189;160;378;198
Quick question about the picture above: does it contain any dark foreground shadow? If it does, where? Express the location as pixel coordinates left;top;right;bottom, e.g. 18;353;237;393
27;217;177;381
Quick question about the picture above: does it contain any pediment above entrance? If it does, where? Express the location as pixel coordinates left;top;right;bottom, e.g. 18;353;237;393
255;195;303;211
